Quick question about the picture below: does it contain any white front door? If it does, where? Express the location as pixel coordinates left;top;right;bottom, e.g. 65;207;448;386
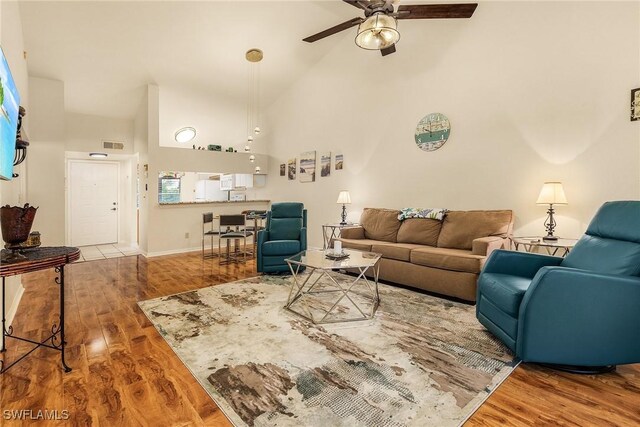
69;160;119;246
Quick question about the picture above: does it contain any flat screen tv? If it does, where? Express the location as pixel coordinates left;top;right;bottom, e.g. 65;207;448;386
0;46;20;181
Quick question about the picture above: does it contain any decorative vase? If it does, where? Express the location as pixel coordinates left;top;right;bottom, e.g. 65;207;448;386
1;204;38;262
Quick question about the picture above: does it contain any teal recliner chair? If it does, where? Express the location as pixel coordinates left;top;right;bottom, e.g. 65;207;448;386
477;201;640;372
257;202;307;273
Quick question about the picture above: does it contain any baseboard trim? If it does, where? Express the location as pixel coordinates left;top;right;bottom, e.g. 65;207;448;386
6;282;25;327
145;246;202;258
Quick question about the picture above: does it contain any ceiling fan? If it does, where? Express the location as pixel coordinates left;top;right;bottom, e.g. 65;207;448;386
303;1;478;56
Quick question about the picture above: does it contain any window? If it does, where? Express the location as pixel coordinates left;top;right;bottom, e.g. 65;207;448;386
158;176;181;203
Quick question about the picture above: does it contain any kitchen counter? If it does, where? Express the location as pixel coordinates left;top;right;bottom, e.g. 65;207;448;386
158;200;270;206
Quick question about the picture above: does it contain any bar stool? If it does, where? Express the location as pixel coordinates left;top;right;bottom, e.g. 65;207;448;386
219;214;253;265
242;210;267;257
202;212;220;259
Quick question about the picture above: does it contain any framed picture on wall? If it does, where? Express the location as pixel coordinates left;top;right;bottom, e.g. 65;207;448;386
299;151;316;182
287;158;296;180
631;88;640;121
320;152;331;177
335;152;344;170
280;164;286;176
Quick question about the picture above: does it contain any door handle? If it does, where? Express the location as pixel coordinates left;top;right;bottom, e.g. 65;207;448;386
111;208;117;211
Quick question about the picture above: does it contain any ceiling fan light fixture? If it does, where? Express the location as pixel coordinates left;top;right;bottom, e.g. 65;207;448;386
355;13;400;51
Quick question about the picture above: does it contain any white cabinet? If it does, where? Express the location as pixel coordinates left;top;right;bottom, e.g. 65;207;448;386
195;179;227;201
220;174;234;191
220;174;253;190
235;174;253;189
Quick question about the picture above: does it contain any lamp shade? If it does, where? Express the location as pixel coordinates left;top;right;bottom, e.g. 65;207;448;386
536;182;568;205
355;13;400;50
336;191;351;204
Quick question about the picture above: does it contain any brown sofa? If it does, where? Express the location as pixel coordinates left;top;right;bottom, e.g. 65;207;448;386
336;208;514;302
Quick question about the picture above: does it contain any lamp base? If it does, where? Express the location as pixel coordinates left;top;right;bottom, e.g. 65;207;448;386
542;235;559;242
340;204;347;226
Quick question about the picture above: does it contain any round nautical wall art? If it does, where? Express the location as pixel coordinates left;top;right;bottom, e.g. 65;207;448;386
414;113;451;152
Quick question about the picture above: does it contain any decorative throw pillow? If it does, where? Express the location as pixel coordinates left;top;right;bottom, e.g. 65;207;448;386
398;207;448;221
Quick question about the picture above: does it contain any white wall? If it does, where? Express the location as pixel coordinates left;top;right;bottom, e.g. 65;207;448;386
27;76;66;245
263;1;640;248
133;86;149;253
66;112;134;154
0;0;29;325
158;84;267;154
25;90;139;248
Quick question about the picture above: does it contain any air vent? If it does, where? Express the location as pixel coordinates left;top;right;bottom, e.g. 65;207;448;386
102;140;125;150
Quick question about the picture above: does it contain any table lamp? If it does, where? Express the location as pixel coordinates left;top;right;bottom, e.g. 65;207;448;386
336;191;351;225
536;182;568;241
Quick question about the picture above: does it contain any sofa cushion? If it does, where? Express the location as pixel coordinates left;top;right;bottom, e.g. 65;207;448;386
478;273;532;317
410;246;486;274
360;208;401;242
437;210;513;250
339;226;365;240
261;240;300;256
396;218;442;246
336;238;380;252
370;242;425;262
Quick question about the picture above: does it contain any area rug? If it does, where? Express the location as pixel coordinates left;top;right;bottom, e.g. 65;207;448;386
138;274;517;427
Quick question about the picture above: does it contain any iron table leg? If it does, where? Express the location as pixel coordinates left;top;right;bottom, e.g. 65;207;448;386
55;266;72;372
2;276;5;353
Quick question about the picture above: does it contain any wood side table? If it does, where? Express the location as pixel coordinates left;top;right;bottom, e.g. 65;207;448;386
0;246;80;373
511;237;578;257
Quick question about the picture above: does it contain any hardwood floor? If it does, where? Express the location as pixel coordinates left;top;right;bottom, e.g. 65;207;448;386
1;252;638;426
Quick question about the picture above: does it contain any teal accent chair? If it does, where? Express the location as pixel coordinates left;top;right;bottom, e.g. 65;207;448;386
257;202;307;273
477;201;640;372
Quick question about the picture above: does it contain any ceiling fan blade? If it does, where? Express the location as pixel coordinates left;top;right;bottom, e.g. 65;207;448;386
397;3;478;19
342;0;371;10
381;44;396;56
303;17;365;43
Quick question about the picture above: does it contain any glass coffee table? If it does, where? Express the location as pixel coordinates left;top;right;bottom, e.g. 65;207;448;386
284;248;382;324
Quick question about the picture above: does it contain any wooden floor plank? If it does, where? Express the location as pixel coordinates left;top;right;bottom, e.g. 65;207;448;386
0;252;637;426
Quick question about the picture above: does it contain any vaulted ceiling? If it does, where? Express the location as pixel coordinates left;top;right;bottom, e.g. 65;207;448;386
19;1;357;119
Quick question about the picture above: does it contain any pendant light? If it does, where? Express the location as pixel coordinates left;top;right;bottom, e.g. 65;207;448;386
246;48;263;139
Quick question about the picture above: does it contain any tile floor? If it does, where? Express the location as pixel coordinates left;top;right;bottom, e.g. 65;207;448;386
77;243;140;262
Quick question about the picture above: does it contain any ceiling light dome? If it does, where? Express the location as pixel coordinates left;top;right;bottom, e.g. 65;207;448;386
355;13;400;50
175;127;196;143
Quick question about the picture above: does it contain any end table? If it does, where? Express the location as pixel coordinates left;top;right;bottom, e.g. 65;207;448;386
321;223;360;250
0;246;80;373
511;236;578;257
